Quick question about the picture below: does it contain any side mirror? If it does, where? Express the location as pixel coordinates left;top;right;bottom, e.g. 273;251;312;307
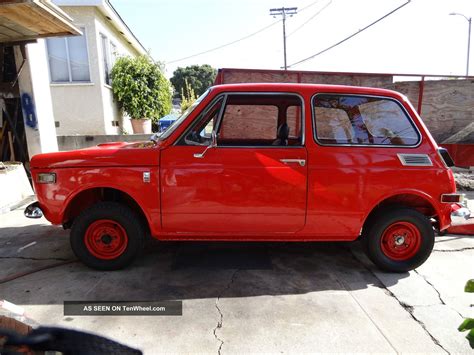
194;131;217;159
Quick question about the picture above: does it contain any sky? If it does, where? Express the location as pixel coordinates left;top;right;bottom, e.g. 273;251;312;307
111;0;474;78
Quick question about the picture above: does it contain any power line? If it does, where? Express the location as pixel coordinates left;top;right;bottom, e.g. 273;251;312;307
287;0;332;38
288;0;411;68
298;0;324;13
164;0;321;65
166;20;281;64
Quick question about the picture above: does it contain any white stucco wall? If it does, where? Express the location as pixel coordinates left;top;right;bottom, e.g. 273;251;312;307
49;6;142;135
15;40;58;157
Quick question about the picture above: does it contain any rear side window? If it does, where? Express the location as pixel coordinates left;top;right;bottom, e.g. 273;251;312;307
313;94;420;146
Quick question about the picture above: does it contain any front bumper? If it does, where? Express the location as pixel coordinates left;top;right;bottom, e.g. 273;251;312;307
24;201;43;219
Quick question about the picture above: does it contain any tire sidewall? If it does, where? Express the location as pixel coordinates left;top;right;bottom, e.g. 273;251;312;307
366;208;434;272
70;203;143;270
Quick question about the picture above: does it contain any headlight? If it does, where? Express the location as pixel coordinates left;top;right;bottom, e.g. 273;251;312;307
37;173;56;184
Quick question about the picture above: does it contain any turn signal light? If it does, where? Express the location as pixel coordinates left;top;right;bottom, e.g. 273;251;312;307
441;193;464;203
37;173;56;184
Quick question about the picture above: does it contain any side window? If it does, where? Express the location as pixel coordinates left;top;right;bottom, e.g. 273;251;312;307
218;94;303;146
179;97;223;146
315;107;353;143
220;104;278;140
313;94;419;146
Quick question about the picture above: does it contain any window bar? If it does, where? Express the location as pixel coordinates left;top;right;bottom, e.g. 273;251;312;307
64;38;72;82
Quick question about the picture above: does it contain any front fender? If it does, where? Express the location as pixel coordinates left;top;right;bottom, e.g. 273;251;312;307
33;167;161;234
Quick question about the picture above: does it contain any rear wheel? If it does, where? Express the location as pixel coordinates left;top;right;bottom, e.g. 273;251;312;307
70;202;144;270
364;208;434;272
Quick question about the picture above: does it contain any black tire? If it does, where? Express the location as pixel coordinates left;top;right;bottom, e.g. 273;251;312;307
70;202;144;270
363;208;434;272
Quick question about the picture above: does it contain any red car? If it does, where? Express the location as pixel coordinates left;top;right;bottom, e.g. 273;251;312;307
25;83;464;272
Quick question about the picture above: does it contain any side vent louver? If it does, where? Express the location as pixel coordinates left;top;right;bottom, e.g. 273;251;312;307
397;154;433;166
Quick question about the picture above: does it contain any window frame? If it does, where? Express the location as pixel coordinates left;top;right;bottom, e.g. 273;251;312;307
100;33;112;86
176;95;226;146
46;26;91;84
175;91;305;149
311;93;422;148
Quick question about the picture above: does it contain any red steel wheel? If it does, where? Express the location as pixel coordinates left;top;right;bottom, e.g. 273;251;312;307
364;208;435;272
71;202;144;270
380;221;422;261
84;219;129;260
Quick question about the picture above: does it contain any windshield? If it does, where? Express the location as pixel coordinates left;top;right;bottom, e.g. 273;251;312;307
158;88;212;140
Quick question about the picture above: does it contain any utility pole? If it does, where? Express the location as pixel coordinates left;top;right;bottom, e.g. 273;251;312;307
270;7;297;70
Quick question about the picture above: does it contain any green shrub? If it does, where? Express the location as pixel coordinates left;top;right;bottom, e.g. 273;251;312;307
459;279;474;348
111;55;172;122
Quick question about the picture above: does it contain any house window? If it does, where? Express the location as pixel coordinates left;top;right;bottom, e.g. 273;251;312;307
101;34;118;86
46;27;90;82
110;41;118;65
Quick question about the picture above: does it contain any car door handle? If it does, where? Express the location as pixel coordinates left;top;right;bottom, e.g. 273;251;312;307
280;159;306;167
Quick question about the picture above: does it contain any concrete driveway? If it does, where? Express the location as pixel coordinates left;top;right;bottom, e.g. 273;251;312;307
0;207;473;354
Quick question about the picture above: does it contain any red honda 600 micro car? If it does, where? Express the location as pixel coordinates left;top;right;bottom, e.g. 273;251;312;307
25;83;464;272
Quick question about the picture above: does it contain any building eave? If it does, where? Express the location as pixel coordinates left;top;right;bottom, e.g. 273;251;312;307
0;0;82;43
53;0;148;56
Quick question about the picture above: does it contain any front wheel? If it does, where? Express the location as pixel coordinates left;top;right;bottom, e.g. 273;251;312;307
363;208;434;272
70;202;144;270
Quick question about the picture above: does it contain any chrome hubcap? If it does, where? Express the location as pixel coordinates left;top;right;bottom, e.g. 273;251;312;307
394;235;406;246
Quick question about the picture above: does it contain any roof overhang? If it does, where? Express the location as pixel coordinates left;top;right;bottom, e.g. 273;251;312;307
53;0;147;56
0;0;81;43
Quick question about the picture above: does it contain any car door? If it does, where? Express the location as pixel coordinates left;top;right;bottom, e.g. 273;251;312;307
160;92;308;235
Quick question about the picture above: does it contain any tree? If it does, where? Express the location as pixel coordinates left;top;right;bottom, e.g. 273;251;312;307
180;79;197;113
170;64;216;98
111;55;172;122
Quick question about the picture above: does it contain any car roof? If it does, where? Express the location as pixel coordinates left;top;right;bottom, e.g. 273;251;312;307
211;82;404;99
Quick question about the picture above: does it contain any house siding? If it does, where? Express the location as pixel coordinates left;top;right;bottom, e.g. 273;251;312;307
49;6;142;135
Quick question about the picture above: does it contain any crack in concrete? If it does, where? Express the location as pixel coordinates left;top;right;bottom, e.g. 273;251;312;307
433;247;474;252
213;269;240;355
0;256;71;261
414;270;465;319
347;248;449;354
413;270;446;306
383;286;448;354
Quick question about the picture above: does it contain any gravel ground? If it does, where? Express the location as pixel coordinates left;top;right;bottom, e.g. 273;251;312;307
454;171;474;191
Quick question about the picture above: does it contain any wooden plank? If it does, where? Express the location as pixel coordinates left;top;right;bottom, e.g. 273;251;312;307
7;130;14;161
385;79;473;143
0;1;80;39
0;15;36;36
0;4;53;33
301;73;392;87
0;23;24;37
28;4;76;33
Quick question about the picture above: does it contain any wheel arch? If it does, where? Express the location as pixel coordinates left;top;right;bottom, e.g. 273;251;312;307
61;186;151;234
361;190;440;237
